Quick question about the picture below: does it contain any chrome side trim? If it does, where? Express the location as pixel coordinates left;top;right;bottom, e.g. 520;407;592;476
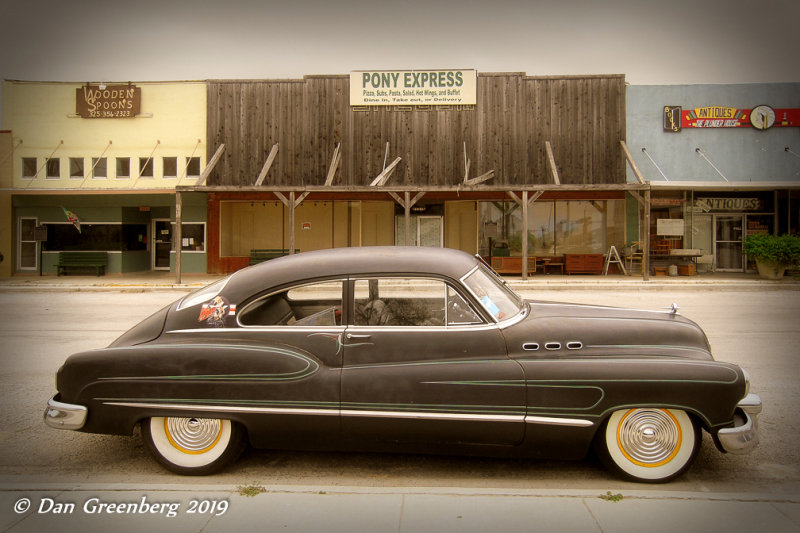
101;401;524;423
524;415;594;428
103;401;339;417
340;410;524;423
44;396;88;430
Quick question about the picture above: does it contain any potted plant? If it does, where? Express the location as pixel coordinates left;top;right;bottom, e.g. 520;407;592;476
743;233;800;280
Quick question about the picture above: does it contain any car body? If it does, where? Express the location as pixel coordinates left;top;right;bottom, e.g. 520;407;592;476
44;246;761;482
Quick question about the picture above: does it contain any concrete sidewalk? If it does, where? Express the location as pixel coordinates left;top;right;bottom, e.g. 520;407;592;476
1;271;799;292
1;484;799;532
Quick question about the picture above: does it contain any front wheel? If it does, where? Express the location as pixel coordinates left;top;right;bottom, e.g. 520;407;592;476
595;408;700;483
142;416;246;475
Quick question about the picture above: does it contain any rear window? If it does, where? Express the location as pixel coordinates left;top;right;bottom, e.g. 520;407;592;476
177;276;231;311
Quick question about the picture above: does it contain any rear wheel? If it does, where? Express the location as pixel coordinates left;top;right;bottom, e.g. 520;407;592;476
595;408;700;483
142;416;246;475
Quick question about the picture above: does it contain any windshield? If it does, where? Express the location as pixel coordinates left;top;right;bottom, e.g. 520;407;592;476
462;265;524;321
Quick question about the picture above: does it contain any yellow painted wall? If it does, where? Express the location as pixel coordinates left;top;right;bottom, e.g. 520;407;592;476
285;202;334;252
220;201;284;256
361;201;394;246
1;80;206;189
445;201;478;253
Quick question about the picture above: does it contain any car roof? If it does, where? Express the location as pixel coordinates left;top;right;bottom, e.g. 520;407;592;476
223;246;482;302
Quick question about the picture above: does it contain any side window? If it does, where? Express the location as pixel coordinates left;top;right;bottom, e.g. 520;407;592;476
354;278;482;327
446;286;483;325
239;280;343;327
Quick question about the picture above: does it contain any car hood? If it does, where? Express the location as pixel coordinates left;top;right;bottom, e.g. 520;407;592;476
503;300;713;360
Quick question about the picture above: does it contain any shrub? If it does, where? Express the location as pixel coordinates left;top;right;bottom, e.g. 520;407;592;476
743;234;800;266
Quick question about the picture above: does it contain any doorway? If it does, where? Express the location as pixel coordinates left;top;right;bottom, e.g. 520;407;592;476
715;215;744;271
394;215;443;247
153;219;172;270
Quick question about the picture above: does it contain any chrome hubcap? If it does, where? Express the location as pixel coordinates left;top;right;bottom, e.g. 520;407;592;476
617;409;681;466
165;417;222;453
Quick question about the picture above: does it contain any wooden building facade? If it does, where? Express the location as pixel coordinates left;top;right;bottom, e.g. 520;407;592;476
205;73;627;188
190;73;649;276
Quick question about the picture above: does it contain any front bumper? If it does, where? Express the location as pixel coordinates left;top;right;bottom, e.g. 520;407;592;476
44;395;87;430
717;393;762;455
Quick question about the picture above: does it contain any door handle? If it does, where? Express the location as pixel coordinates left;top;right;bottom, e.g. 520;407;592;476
346;333;372;340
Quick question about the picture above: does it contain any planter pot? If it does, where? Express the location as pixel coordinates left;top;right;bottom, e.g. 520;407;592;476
755;259;786;280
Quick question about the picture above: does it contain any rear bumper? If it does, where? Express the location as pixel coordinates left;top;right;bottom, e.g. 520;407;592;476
717;393;762;455
44;395;87;430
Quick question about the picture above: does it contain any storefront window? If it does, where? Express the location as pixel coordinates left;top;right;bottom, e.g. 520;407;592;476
43;223;147;251
479;200;623;257
478;202;522;257
179;223;206;252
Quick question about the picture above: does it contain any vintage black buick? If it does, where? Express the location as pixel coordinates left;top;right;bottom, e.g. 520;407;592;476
45;247;761;482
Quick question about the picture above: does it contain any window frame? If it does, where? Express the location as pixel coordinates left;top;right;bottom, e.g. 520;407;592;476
185;156;201;179
352;275;486;328
22;157;37;179
69;157;84;179
237;278;346;328
163;156;178;179
138;157;154;179
116;157;130;179
92;157;107;179
45;158;61;179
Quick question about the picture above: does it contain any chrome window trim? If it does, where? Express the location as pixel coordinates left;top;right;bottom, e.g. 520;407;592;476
237;278;346;328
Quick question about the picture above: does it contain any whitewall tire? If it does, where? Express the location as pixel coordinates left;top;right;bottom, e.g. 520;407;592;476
596;408;700;483
143;416;246;475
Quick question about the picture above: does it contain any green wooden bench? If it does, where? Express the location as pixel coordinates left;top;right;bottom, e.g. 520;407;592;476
249;249;297;265
57;251;108;276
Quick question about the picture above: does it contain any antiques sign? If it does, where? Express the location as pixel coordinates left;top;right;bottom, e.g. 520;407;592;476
350;70;477;106
664;105;800;131
695;197;763;212
76;85;141;118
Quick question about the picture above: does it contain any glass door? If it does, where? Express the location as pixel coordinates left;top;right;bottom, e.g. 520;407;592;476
418;216;443;247
715;215;744;271
18;217;38;271
153;219;172;270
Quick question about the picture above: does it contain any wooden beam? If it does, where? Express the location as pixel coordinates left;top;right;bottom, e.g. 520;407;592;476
324;143;341;186
255;143;279;186
522;191;529;280
463;170;495;187
288;191;296;254
197;144;225;186
545;141;561;185
506;191;523;205
629;189;645;206
620;141;646;185
370;156;401;186
643;188;651;280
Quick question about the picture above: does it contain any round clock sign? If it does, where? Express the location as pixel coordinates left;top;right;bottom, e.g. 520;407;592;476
750;105;776;130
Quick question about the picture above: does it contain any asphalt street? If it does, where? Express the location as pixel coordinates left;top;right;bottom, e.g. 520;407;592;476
0;282;798;531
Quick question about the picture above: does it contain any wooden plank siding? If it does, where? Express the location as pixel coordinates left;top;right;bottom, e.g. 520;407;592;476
206;73;626;188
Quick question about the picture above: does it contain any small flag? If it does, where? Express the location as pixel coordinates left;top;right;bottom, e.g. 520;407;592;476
62;207;81;233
